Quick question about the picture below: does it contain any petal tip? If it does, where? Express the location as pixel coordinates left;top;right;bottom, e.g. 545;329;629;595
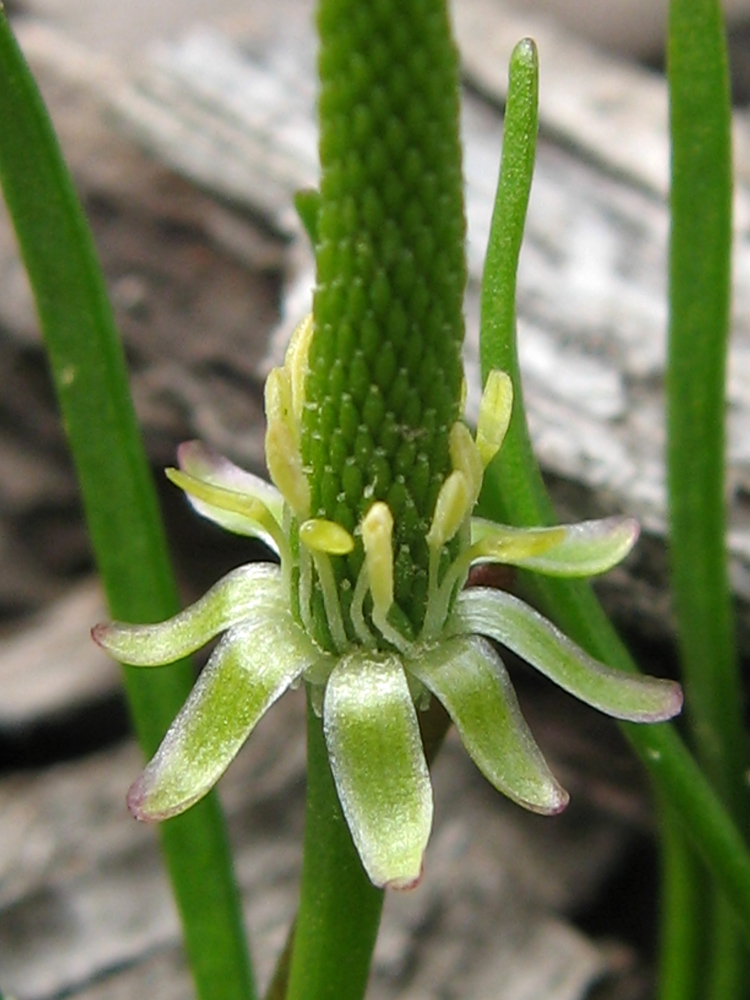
126;774;154;822
622;516;641;553
550;786;570;815
642;680;684;723
127;771;189;822
91;622;110;648
523;782;570;816
176;439;204;466
671;682;684;717
385;860;424;892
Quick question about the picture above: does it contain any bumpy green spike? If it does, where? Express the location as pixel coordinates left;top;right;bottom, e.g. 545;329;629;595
304;0;466;638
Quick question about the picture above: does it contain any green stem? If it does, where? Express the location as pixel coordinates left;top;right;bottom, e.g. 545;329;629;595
657;805;704;1000
0;15;256;1000
477;29;750;943
479;37;538;415
285;695;384;1000
666;0;746;992
667;0;746;819
667;0;744;834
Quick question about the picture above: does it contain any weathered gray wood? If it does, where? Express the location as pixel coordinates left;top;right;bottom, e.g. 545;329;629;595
0;580;116;728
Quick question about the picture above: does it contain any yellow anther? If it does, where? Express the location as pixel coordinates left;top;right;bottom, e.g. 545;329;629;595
426;470;471;550
264;364;310;516
476;370;513;468
361;502;395;615
299;518;355;555
449;421;483;508
265;421;310;517
265;367;295;436
284;314;314;423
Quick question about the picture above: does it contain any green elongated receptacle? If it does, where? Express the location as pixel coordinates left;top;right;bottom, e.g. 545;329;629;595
303;0;467;644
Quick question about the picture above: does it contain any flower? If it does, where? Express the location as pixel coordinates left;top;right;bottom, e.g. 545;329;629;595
93;314;682;890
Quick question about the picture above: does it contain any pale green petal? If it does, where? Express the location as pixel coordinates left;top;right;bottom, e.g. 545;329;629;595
324;651;432;889
178;441;284;520
469;520;566;563
407;635;568;815
176;441;284;550
92;564;284;665
470;516;638;576
454;589;683;722
128;612;330;820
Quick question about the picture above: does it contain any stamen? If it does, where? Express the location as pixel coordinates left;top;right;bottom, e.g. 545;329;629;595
265;364;310;517
423;518;472;641
476;370;513;468
449;422;483;507
428;522;566;640
312;552;349;653
298;516;355;652
361;502;410;653
265;365;294;430
426;470;471;551
361;502;395;614
284;313;314;423
166;467;289;562
281;504;294;595
299;518;355;555
298;544;314;636
265;421;311;518
351;560;377;648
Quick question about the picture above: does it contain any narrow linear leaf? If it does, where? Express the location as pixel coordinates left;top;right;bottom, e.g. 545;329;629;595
667;0;746;993
0;17;257;1000
130;613;323;821
477;11;750;944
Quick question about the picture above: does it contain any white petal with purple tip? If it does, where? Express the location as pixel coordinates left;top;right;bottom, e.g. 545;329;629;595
93;564;284;665
470;516;639;577
128;611;330;820
454;589;683;722
176;441;284;548
324;651;432;890
407;634;568;815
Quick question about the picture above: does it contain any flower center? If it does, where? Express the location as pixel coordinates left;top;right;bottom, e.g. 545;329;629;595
264;316;514;655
